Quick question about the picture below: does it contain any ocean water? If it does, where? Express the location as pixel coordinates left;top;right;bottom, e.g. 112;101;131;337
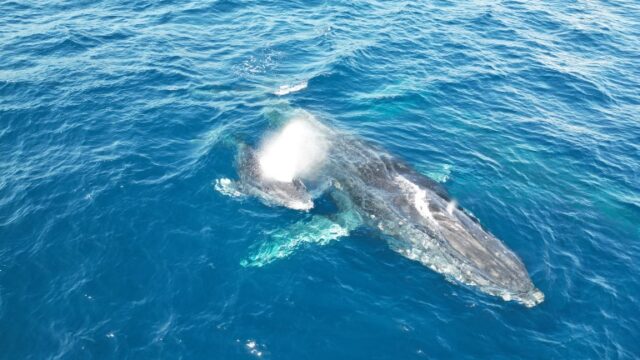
1;0;639;358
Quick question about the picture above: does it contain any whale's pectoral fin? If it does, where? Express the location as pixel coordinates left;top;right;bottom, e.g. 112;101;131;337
240;206;362;268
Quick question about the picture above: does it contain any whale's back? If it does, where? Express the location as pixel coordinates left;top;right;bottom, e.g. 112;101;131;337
327;138;543;306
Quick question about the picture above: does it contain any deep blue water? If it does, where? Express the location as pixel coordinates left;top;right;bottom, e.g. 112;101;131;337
2;0;640;358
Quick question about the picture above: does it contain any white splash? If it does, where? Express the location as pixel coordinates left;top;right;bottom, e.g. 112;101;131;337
245;339;264;357
258;115;328;183
273;80;308;96
214;178;243;197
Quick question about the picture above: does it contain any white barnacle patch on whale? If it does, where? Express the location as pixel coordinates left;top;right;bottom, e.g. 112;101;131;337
446;200;457;215
394;175;436;224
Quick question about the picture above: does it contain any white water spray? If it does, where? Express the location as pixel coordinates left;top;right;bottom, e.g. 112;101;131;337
258;114;329;183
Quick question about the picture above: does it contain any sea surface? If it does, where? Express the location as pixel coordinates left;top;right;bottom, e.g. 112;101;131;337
1;0;640;358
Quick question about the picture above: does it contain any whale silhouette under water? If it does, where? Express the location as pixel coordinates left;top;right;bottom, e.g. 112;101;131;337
219;111;544;307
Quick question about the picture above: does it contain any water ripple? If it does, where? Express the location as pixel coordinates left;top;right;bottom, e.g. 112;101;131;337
1;0;639;359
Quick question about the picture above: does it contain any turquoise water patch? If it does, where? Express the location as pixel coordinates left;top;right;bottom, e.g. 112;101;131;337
416;164;453;184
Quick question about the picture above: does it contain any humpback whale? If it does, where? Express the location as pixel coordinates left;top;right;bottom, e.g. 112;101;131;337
220;112;544;307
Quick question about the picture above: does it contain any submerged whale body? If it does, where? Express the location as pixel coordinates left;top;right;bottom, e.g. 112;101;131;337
225;112;544;307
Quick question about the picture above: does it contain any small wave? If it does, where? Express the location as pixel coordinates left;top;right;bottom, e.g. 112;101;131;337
232;48;280;78
273;81;308;96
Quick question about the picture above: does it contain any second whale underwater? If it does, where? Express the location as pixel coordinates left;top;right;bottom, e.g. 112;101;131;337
220;112;544;307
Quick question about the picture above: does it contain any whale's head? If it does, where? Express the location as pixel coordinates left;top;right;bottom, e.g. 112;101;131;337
236;144;314;211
